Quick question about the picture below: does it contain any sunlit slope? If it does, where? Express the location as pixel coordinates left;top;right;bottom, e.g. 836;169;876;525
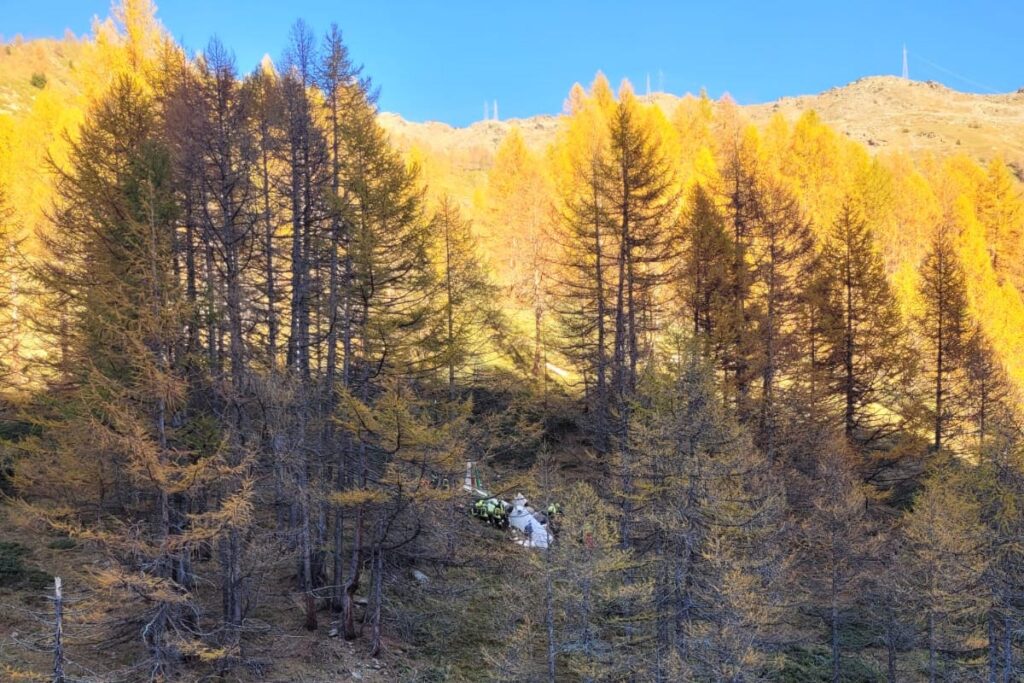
746;76;1024;173
0;23;159;244
380;75;1024;177
381;80;1024;397
3;31;1024;394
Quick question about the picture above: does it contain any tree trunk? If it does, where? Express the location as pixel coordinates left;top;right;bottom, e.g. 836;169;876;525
444;211;456;400
935;282;945;451
342;501;363;640
831;567;841;683
342;435;368;640
844;239;856;439
287;133;305;373
544;545;557;683
988;612;999;683
299;444;317;631
928;609;937;683
593;174;609;452
1003;616;1014;683
369;532;385;657
53;577;64;683
203;240;220;375
261;132;278;363
331;449;345;612
886;617;898;683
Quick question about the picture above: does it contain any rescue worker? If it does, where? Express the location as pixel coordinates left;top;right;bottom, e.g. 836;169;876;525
484;498;500;527
473;498;487;519
580;521;596;549
491;500;508;528
546;502;560;518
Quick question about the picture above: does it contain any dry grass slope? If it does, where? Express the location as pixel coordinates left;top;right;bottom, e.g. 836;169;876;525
379;75;1024;177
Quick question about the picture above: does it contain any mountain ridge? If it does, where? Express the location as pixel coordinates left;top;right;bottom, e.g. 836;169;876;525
3;35;1021;172
378;75;1024;175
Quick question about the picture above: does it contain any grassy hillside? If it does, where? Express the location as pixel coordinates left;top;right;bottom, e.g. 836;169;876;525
379;75;1024;183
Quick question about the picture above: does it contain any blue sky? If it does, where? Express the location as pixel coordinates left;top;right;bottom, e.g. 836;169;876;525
4;1;1023;126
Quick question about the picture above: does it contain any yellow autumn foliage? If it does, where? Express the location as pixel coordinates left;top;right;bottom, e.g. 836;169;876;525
4;4;1024;406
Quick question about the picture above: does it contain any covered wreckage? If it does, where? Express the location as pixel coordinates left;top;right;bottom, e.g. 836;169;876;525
464;463;553;549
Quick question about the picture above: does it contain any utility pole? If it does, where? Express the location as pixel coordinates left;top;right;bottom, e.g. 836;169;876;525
493;99;499;121
53;577;65;683
902;44;909;79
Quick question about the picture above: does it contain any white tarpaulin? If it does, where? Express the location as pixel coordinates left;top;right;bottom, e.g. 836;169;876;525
465;464;553;549
508;493;551;548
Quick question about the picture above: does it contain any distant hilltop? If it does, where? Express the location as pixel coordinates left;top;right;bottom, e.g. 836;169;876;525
2;36;1020;172
379;75;1024;176
2;36;1021;175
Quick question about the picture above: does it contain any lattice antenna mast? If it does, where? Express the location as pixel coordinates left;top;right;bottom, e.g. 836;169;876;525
902;44;909;79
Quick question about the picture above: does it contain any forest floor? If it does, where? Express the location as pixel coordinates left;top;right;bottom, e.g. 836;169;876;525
0;506;405;682
0;436;590;682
